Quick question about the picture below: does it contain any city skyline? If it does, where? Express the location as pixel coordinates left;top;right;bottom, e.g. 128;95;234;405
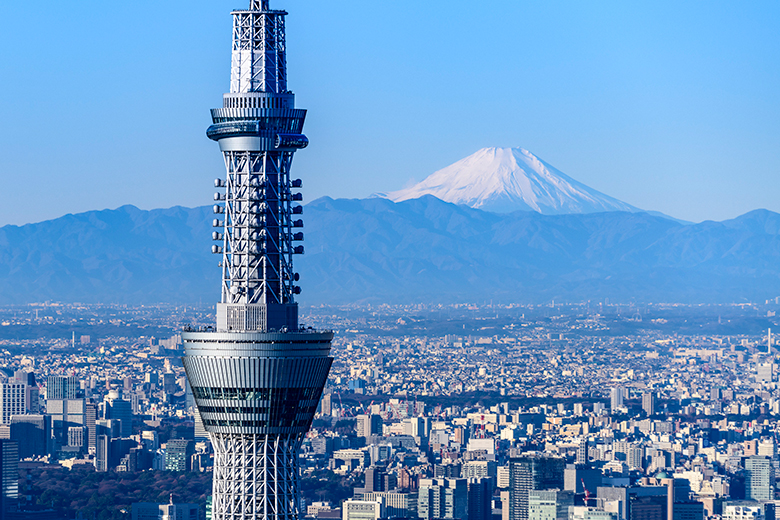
1;1;779;225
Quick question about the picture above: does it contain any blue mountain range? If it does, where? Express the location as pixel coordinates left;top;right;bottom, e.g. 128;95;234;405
1;196;779;305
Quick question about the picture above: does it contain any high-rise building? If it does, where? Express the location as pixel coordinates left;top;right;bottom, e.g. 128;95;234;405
610;388;624;413
46;376;80;400
95;419;121;440
95;436;136;472
165;439;195;472
357;414;383;440
0;384;27;425
192;408;208;441
362;466;387;493
745;456;773;502
95;435;110;472
642;393;655;416
527;490;574;520
468;477;495;520
508;454;564;520
0;440;19;517
757;363;774;383
418;478;468;520
597;486;667;520
68;426;86;450
181;2;333;519
9;415;49;459
14;371;38;414
46;398;85;448
463;461;498;480
104;392;133;438
576;439;588;464
86;402;97;453
321;392;332;416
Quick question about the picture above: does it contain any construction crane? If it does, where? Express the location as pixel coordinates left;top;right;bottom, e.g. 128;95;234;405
581;478;591;506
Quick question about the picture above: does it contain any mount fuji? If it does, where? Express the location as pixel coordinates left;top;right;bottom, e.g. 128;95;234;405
383;147;642;215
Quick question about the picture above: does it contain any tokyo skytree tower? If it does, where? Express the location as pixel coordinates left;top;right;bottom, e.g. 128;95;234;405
182;1;333;519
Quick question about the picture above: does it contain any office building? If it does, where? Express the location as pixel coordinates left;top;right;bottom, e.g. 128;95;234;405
321;393;332;416
597;486;667;520
418;478;468;520
86;402;97;452
509;454;564;520
0;440;18;517
527;490;573;520
0;385;26;425
46;398;85;448
468;478;495;520
673;502;704;520
68;426;86;450
342;499;384;520
46;376;80;400
165;439;195;472
95;435;110;472
356;415;383;440
610;388;624;413
745;456;773;502
95;436;136;472
104;392;133;438
361;466;387;493
361;493;416;519
642;393;655;416
463;461;497;480
9;415;49;459
564;465;601;495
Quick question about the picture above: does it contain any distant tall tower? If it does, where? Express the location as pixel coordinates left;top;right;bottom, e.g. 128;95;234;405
182;1;333;520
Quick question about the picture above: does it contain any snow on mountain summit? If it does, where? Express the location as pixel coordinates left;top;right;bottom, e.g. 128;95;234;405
385;147;641;215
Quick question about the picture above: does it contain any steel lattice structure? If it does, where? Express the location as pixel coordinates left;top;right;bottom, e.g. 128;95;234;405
182;2;333;520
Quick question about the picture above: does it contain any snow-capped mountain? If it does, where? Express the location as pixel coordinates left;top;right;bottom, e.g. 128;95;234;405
384;147;641;214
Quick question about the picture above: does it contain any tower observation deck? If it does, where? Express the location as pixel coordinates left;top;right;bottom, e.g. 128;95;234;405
182;1;333;519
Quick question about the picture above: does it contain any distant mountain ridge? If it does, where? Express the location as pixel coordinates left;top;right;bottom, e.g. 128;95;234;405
2;198;780;305
383;147;642;215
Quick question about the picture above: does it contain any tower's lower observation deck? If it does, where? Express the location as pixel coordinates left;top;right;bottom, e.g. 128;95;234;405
183;330;332;434
182;329;333;520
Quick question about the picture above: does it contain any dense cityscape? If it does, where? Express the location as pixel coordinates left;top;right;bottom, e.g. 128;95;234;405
0;301;779;520
1;1;777;520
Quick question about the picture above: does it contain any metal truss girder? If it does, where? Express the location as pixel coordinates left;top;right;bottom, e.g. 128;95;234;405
231;9;287;93
211;433;302;520
220;150;296;306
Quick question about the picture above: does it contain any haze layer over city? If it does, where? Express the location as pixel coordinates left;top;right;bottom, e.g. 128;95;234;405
0;1;779;520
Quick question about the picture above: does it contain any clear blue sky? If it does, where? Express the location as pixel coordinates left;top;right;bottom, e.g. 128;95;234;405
1;0;778;225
